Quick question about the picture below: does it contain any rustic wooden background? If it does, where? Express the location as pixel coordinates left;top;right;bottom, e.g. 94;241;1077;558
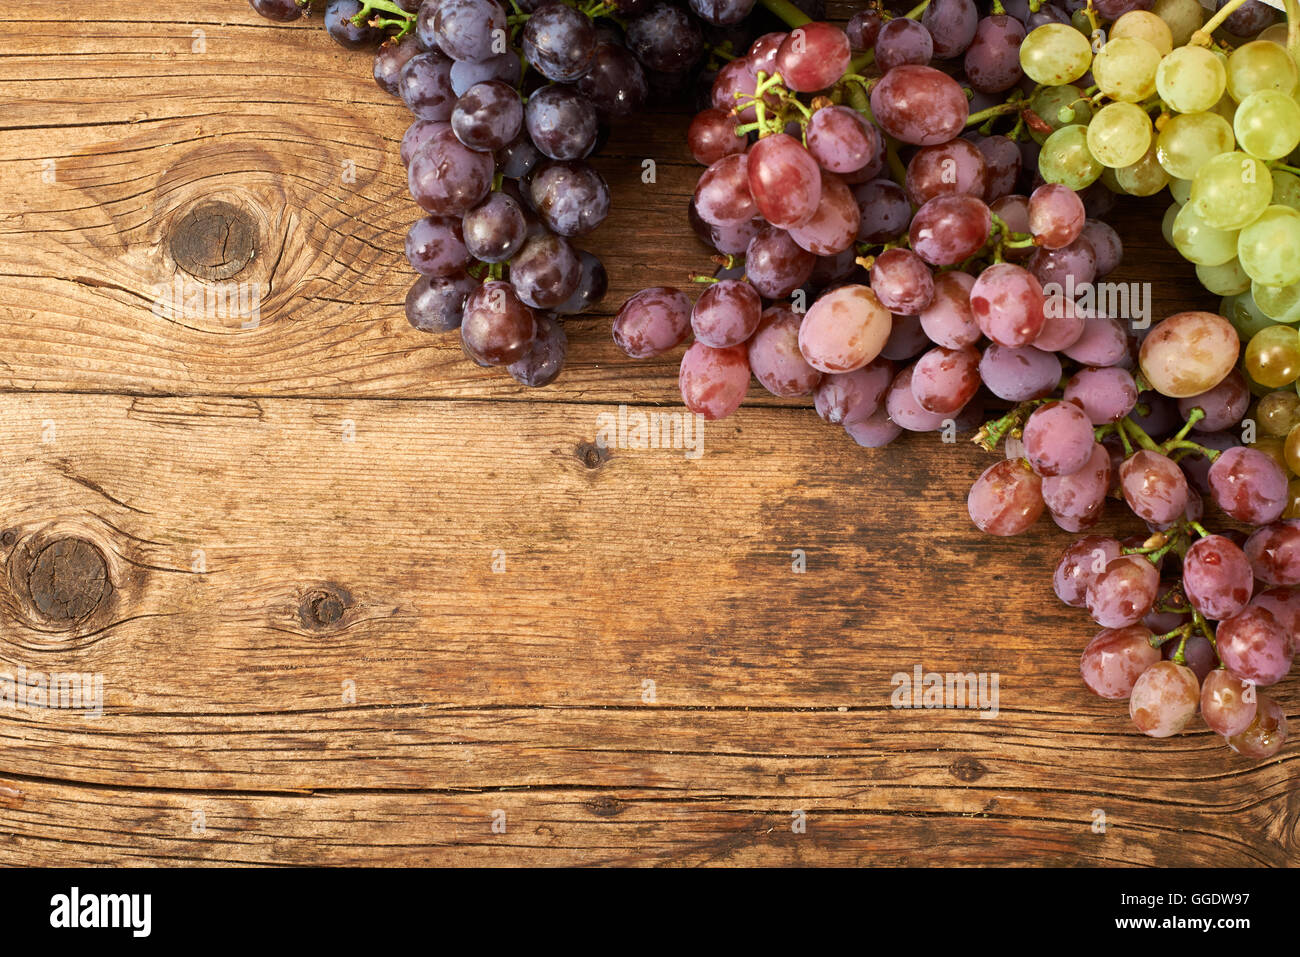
0;0;1295;866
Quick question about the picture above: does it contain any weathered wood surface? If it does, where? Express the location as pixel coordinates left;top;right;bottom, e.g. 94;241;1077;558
0;1;1294;866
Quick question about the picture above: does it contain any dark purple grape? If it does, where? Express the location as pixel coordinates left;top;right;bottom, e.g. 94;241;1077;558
854;179;911;243
433;0;508;63
963;15;1025;94
250;0;303;21
626;3;705;73
462;191;527;263
875;18;933;74
528;160;610;237
399;51;457;121
613;286;692;358
374;36;421;95
408;126;495;216
575;42;650;118
689;0;757;25
496;133;542;179
524;84;599;160
451;80;523;152
509;233;582;310
1217;0;1278;36
325;0;382;49
507;314;567;387
523;3;598;81
553;250;608;315
461;281;537;365
687;108;748;166
846;9;882;50
406;272;479;333
745;226;815;299
922;0;978;58
401;119;446;166
977;134;1022;202
450;52;523;96
406;214;470;277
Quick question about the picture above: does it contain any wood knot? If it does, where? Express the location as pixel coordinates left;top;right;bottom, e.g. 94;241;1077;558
949;755;987;783
298;585;352;632
584;796;624;818
26;537;110;624
575;441;610;470
169;200;258;280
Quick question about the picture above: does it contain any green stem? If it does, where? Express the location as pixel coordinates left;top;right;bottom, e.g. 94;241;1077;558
756;0;812;28
1193;0;1254;42
904;0;932;19
1167;407;1205;446
1287;0;1300;63
353;0;416;37
965;101;1020;127
1163;439;1222;461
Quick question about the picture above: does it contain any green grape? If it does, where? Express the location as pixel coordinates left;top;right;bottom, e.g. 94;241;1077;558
1038;124;1103;188
1189;151;1273;230
1162;202;1181;246
1169;176;1193;204
1226;41;1298;102
1259;23;1290;47
1257;390;1300;436
1172;201;1240;266
1099;165;1124;193
1198;259;1252;296
1028;85;1092;144
1238;206;1300;287
1087;101;1152;167
1020;24;1093;86
1116;144;1170;195
1234;91;1300;161
1092;37;1161;103
1253;281;1300;321
1155;111;1235;181
1246;324;1300;388
1112;11;1173;55
1274;171;1300;209
1225;292;1279;341
1152;0;1203;47
1208;92;1237;126
1155;46;1225;114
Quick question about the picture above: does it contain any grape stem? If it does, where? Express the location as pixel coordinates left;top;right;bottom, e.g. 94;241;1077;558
1191;0;1255;46
352;0;415;38
1287;0;1300;62
1168;407;1205;445
1189;521;1212;539
1272;162;1300;176
1117;416;1162;454
755;0;812;29
965;102;1021;128
1149;623;1192;650
972;399;1052;452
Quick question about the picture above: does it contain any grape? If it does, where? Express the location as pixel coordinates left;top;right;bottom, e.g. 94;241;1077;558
1217;0;1277;35
1244;520;1300;586
919;271;979;349
845;406;904;447
1190;152;1273;232
1111;10;1171;54
1171;202;1239;268
507;314;567;388
875;18;933;74
1152;0;1202;45
807;106;881;175
613;287;692;359
522;3;597;81
1199;670;1256;738
1054;535;1123;607
553;250;607;315
908;194;992;267
1121;148;1174;200
1273;170;1300;210
691;279;761;348
1039;125;1103;189
815;358;893;424
1218;606;1293;686
1025;4;1071;29
1031;238;1097;292
496;133;541;179
878;315;927;363
787;173;860;255
1018;23;1092;86
510;232;581;310
855;179;912;243
529;160;610;237
461;281;537;365
405;214;470;277
885;365;949;431
963;15;1025;94
450;51;522;97
797;285;892;374
1238;206;1300;288
1197;260;1252;297
1250;586;1300;641
325;0;382;49
401;120;444;167
678;342;750;420
694;153;758;227
1156;46;1225;116
1119;450;1189;526
1208;446;1289;524
979;344;1061;401
1062;316;1128;368
690;205;762;256
749;306;823;397
711;58;765;124
1028;84;1093;145
978;135;1022;202
775;22;850;93
870;249;935;315
869;65;969;146
1244;323;1300;391
433;0;507;63
1033;295;1087;351
747;134;822;230
400;51;457;121
846;9;882;50
746;226;815;299
1087;102;1152;169
1080;626;1162;699
374;36;421;96
970;264;1046;347
408;128;494;216
1182;534;1254;621
1258;391;1300;437
1129;661;1200;738
1043;441;1111;530
575;43;649;118
1225;693;1288;758
1138;311;1239;398
1175;370;1246;434
1226;40;1298;102
905;139;987;206
968;459;1044;535
525;85;598;160
1024;401;1095;477
451;81;523;152
1255;282;1300;321
1028;184;1085;250
688;108;747;166
1093;37;1160;103
922;0;978;58
250;0;303;21
405;272;478;333
910;345;980;415
689;0;756;25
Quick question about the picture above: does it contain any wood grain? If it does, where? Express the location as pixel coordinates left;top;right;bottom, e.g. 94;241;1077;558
0;1;1294;867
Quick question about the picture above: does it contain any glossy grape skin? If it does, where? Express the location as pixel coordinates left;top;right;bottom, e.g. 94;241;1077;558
846;9;882;49
747;134;823;230
845;405;903;447
575;42;649;119
1023;400;1095;477
510;233;582;310
626;3;704;73
977;135;1022;202
814;358;893;424
405;272;479;333
869;249;934;315
885;365;949;432
553;251;608;316
775;22;851;93
689;0;757;25
967;458;1044;536
1081;220;1123;276
879;315;929;363
325;0;382;49
1137;312;1239;398
507;314;567;388
528;160;610;237
787;173;860;255
450;81;523;152
689;203;761;256
250;0;303;21
711;58;765;124
1029;237;1096;291
1080;626;1162;699
460;281;537;366
450;51;522;97
1118;450;1188;526
613;286;692;359
979;344;1061;401
691;279;761;348
1207;446;1288;525
1225;693;1288;758
749;306;823;397
400;52;457;121
1129;661;1200;738
797;284;892;374
1043;441;1110;531
1032;296;1086;352
1218;606;1293;686
1061;316;1128;368
970;264;1045;347
433;0;508;63
1088;554;1160;628
522;4;597;82
374;36;421;96
1243;521;1300;586
679;342;750;420
401;120;444;167
1054;536;1123;607
875;18;933;73
1250;586;1300;644
855;179;912;243
1028;183;1086;250
405;214;469;277
525;85;598;161
909;195;992;266
688;108;747;166
745;226;815;299
869;65;969;146
922;0;978;58
1200;670;1257;738
919;271;979;349
461;192;527;264
1176;369;1248;434
807;106;882;175
910;345;980;415
906;139;987;207
1064;366;1137;424
694;153;758;227
1182;534;1254;621
964;15;1025;94
496;133;541;179
408;127;495;216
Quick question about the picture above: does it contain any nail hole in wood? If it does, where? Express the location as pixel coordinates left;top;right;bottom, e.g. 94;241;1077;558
169;201;258;281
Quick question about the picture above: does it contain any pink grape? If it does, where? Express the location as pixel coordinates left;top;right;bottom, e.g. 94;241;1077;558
679;342;751;420
1042;441;1111;531
869;64;970;146
845;405;903;448
1080;625;1162;699
1243;520;1300;586
919;271;980;348
747;134;823;229
908;194;992;266
967;459;1044;535
970;263;1046;347
1063;366;1137;424
1208;447;1288;525
855;179;912;243
1087;554;1160;628
1061;316;1128;367
1177;369;1249;433
1217;606;1294;686
694;152;758;226
905;139;988;206
749;305;824;397
787;173;861;255
1201;670;1258;738
806;105;882;174
869;248;935;314
1225;693;1288;758
886;364;951;432
978;344;1061;401
798;285;893;374
1183;534;1254;620
910;345;980;414
746;225;816;299
1119;450;1189;526
815;358;893;424
1129;661;1200;738
1023;400;1095;477
1054;535;1122;607
1028;183;1086;250
613;286;692;358
774;22;851;93
691;279;762;348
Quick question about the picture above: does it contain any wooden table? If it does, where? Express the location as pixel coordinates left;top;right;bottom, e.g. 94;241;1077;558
0;1;1294;866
